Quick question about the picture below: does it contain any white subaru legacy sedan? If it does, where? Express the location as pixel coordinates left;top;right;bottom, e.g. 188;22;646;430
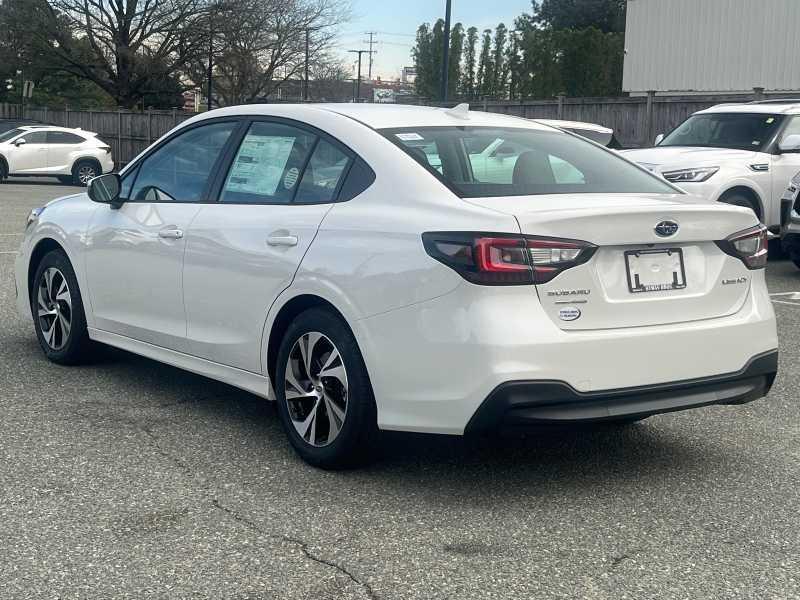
15;104;778;468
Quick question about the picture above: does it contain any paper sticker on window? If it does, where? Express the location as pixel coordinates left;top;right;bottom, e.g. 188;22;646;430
766;117;775;124
226;135;296;196
396;132;424;141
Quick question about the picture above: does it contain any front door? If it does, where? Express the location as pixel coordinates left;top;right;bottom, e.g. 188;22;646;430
8;130;49;173
84;120;239;351
183;120;353;373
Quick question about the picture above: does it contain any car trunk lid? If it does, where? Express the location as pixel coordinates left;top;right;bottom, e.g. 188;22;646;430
465;193;757;330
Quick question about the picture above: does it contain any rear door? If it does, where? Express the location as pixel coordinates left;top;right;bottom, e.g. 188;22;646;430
183;119;353;373
47;131;86;172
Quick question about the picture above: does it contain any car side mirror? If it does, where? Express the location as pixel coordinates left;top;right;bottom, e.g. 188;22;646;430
654;134;664;146
88;173;122;207
778;134;800;153
14;138;26;147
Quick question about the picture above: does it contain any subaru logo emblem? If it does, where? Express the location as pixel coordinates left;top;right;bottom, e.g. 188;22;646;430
654;220;679;237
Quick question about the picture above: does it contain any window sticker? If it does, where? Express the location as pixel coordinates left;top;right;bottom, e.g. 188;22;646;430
766;117;775;124
284;167;300;190
396;132;424;141
226;135;296;196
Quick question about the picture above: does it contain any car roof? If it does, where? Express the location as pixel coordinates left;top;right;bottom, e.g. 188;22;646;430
697;101;800;115
193;103;554;131
17;125;96;136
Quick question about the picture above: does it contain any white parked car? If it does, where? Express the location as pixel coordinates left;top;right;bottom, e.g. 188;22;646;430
623;100;800;231
15;104;778;468
0;125;114;186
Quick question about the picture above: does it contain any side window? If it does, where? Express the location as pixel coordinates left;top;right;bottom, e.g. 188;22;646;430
20;131;48;144
295;140;351;203
221;122;316;204
119;164;139;201
48;132;86;144
130;121;237;203
780;116;800;143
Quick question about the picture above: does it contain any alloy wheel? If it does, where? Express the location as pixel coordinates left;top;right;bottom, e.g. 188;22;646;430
36;267;72;351
284;332;348;447
78;165;97;185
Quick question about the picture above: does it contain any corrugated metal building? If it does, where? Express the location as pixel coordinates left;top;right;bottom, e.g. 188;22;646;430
623;0;800;94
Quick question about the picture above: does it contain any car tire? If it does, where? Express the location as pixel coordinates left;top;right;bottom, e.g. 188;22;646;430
72;160;99;187
0;161;7;182
275;308;379;469
31;249;93;365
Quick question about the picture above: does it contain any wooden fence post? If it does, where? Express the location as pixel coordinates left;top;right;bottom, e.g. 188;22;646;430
645;91;656;147
65;105;69;128
147;110;152;145
43;106;48;124
117;110;122;163
557;94;565;119
753;87;765;101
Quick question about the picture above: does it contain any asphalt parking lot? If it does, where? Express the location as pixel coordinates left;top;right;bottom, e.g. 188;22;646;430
1;180;799;600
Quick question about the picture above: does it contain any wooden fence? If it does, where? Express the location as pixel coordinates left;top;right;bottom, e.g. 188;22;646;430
2;90;791;161
0;103;197;165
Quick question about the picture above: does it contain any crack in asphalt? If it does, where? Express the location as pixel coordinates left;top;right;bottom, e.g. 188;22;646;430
138;421;378;600
211;499;379;600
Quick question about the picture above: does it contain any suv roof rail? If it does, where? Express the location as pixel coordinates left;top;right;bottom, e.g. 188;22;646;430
748;98;800;105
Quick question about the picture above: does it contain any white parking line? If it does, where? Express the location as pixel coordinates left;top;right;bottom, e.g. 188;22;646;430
0;251;17;254
769;292;800;306
0;233;22;236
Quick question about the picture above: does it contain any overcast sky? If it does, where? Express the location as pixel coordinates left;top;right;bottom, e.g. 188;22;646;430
333;0;533;80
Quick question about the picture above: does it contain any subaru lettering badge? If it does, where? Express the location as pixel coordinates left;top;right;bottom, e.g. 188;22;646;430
654;220;679;237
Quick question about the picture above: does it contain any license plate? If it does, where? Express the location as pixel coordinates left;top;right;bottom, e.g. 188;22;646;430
624;248;686;293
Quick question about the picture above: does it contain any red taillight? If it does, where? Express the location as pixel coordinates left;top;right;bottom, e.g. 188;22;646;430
422;232;597;285
715;224;768;270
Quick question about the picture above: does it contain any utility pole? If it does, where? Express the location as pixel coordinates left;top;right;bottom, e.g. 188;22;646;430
348;50;369;102
440;0;452;102
365;32;378;80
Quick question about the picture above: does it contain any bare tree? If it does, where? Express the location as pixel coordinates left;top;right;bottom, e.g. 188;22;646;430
201;0;350;105
23;0;208;108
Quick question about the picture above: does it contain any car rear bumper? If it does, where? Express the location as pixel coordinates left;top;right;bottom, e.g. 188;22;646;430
358;273;777;435
465;350;778;432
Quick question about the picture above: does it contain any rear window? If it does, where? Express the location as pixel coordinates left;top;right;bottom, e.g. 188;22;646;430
383;126;677;198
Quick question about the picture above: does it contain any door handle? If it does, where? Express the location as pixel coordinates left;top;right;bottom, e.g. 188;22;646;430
267;234;299;247
158;228;184;240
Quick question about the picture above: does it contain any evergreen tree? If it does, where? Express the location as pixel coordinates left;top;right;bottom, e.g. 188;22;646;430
476;29;492;97
491;23;508;98
412;23;435;98
462;26;478;97
447;23;465;100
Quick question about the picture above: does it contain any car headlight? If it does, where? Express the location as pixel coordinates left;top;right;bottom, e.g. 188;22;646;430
662;167;719;183
26;207;44;230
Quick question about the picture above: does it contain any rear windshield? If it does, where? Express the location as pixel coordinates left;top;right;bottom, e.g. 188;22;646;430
382;126;676;198
660;113;783;151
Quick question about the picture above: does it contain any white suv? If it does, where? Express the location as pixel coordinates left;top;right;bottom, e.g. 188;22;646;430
623;100;800;231
0;126;114;186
